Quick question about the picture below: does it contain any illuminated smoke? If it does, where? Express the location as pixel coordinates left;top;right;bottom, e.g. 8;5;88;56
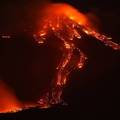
0;80;39;113
0;81;22;113
0;3;120;113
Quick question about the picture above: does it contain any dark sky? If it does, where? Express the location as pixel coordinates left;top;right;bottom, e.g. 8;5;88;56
0;0;120;117
0;0;120;40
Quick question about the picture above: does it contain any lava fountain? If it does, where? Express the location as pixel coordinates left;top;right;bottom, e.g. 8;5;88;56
0;3;120;113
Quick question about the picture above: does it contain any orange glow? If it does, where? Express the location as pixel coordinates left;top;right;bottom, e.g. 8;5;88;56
40;3;89;25
0;81;39;113
0;81;22;113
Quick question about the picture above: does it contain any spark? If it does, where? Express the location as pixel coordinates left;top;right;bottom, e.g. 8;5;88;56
1;35;11;39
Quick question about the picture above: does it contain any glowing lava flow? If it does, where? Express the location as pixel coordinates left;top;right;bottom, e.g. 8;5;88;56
0;3;120;113
34;3;120;108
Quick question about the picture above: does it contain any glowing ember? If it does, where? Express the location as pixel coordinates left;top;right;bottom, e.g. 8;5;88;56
0;3;120;113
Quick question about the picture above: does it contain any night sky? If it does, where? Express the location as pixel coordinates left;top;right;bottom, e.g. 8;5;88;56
0;0;120;119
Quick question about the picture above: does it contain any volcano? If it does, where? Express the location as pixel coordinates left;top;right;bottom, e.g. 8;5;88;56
0;3;120;113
